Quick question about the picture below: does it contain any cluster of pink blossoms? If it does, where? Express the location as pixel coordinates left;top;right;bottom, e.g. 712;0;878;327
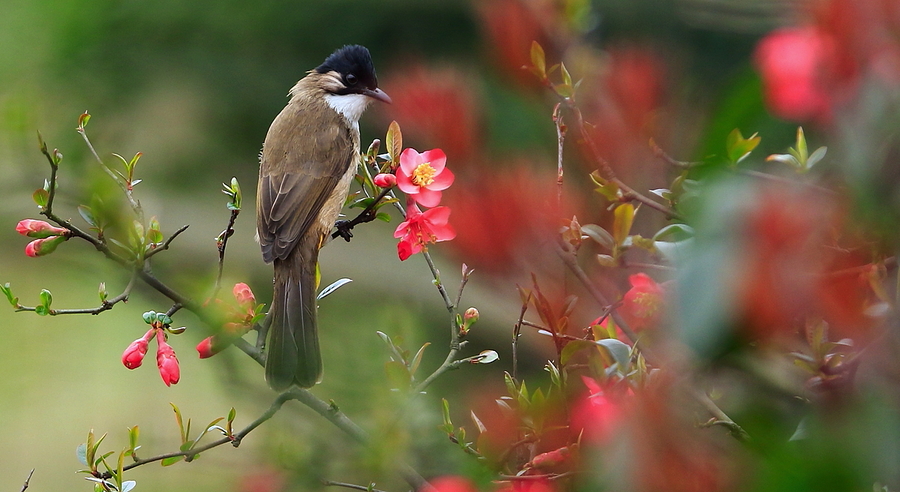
373;148;457;261
121;324;180;386
195;282;260;359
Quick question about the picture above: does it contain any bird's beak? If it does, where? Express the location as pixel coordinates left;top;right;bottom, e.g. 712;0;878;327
364;88;392;104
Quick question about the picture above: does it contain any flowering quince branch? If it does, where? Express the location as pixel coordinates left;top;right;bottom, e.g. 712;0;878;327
76;111;143;218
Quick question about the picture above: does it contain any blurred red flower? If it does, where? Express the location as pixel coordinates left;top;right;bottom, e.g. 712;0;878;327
381;65;482;162
427;476;478;492
620;273;665;331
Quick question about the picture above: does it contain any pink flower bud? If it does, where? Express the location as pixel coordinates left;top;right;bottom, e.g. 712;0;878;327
16;219;68;238
464;307;479;323
157;338;180;386
196;336;224;359
24;235;67;257
232;282;255;306
373;173;397;188
122;329;155;369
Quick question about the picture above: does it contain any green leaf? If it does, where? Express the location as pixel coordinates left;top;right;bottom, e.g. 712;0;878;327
1;283;18;308
128;426;139;452
440;398;453;432
529;41;546;80
652;223;695;241
160;456;184;467
409;342;430;377
795;126;808;163
580;224;615;250
78;111;91;130
806;146;827;170
560;62;573;90
725;128;760;164
596;338;631;373
33;188;49;209
317;278;352;301
78;205;97;228
171;403;186;443
385;121;402;164
375;212;391;223
76;443;88;466
612;203;635;246
503;371;518;398
39;289;52;310
560;339;596;366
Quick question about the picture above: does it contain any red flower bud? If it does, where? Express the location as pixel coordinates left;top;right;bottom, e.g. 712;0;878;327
373;173;397;188
122;329;155;369
24;235;67;257
196;336;225;359
157;338;180;386
232;282;255;306
16;219;68;238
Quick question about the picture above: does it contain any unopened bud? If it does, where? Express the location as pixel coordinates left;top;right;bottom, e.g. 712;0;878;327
24;235;67;257
122;329;155;369
16;219;68;238
232;282;255;306
373;173;397;188
156;338;180;386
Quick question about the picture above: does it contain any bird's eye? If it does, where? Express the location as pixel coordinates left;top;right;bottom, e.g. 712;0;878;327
345;73;358;86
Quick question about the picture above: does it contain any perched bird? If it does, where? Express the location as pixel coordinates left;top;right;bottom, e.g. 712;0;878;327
257;45;391;390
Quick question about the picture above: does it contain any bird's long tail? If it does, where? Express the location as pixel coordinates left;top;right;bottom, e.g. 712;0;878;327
265;247;322;390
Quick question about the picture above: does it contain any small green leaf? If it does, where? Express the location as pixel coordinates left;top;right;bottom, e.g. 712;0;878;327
560;339;596;366
39;289;52;309
76;443;88;466
161;456;184;467
580;224;615;250
560;62;573;90
0;283;18;307
529;41;547;80
78;205;97;228
612;203;635;246
385;121;402;165
596;338;631;373
795;126;808;163
142;311;156;324
440;398;453;432
725;128;760;164
78;111;91;130
33;188;49;209
806;146;827;171
375;212;391;223
317;278;352;301
409;342;430;377
652;223;694;241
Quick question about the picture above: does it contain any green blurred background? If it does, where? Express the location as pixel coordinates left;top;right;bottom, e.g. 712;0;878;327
3;0;897;491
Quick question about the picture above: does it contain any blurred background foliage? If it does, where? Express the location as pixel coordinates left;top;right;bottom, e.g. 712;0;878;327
1;0;899;491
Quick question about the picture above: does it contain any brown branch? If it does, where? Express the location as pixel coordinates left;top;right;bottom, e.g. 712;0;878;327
19;469;35;492
322;480;387;492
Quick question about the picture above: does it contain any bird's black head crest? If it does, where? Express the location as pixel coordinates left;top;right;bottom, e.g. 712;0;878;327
315;45;379;92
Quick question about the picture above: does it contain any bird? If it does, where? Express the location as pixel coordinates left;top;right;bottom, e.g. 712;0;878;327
256;45;391;390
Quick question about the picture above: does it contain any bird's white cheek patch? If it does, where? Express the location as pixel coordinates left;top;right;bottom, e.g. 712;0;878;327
324;93;371;129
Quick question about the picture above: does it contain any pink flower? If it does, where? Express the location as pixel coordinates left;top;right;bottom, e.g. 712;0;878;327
122;329;155;369
156;337;180;386
24;236;67;257
620;273;665;331
16;219;68;238
373;173;397;188
232;282;255;306
396;148;454;207
394;202;456;261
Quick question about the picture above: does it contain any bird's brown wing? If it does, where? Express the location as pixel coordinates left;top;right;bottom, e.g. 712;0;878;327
257;102;354;263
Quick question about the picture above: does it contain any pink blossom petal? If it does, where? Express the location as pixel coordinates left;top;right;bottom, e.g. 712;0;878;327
428;166;455;191
419;148;447;172
413;188;443;207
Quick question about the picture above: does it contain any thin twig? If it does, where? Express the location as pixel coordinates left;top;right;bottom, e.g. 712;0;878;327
144;224;191;259
14;271;138;316
20;469;34;492
322;480;387;492
211;209;240;300
77;125;143;217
